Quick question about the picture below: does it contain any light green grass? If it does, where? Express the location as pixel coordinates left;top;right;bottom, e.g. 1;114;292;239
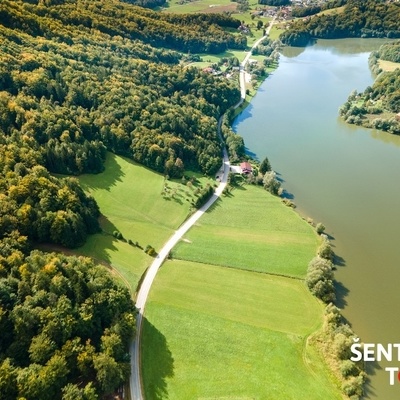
174;185;319;278
77;153;212;288
78;153;207;249
142;260;342;399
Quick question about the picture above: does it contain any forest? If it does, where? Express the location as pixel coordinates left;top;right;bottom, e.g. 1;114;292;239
280;0;400;46
339;41;400;134
0;234;136;400
0;0;243;252
0;0;246;397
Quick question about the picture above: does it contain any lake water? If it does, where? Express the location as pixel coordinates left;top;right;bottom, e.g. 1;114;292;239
233;38;400;399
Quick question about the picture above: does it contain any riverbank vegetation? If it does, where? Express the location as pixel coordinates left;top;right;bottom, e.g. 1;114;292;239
280;0;400;47
339;41;400;135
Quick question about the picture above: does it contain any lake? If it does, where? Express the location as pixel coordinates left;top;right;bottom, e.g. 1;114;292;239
233;38;400;399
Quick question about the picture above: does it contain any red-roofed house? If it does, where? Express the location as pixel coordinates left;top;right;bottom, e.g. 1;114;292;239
240;162;252;174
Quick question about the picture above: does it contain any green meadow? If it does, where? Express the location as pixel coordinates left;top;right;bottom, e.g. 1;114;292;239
142;260;341;399
173;185;319;278
77;153;212;288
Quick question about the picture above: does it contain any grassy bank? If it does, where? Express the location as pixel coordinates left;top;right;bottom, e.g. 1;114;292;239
142;260;342;399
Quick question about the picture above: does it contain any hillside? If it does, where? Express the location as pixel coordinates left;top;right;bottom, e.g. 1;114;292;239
0;0;245;250
339;40;400;134
280;0;400;46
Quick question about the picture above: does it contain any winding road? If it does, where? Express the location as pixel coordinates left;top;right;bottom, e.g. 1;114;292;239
129;19;275;400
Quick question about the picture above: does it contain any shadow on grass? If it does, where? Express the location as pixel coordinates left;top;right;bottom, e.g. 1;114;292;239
79;152;125;192
142;317;174;400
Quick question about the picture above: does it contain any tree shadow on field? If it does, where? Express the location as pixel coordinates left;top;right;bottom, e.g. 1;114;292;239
79;152;125;192
141;318;174;400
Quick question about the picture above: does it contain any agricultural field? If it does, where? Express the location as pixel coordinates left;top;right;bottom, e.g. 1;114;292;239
142;260;342;399
173;184;319;278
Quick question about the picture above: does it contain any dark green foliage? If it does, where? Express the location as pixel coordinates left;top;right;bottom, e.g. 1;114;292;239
291;5;321;18
340;43;400;135
0;243;136;399
258;0;289;6
122;0;167;9
0;145;100;247
193;184;214;208
280;30;312;47
222;115;245;162
281;0;400;46
0;0;241;177
377;40;400;63
259;156;271;175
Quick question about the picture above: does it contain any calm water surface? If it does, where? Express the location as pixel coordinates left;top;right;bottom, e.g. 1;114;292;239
233;38;400;399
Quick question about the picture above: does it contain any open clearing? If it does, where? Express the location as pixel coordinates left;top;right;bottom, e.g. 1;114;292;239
77;153;212;288
142;260;341;399
379;59;400;72
173;184;318;278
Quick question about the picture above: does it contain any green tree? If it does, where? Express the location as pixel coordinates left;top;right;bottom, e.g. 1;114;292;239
259;156;271;174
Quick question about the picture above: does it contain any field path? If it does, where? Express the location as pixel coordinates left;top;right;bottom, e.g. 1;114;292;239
130;20;275;399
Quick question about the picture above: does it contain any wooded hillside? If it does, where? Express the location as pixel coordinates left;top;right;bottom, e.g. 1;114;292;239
280;0;400;46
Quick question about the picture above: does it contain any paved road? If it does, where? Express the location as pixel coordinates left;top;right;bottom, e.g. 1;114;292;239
129;19;276;399
237;17;276;107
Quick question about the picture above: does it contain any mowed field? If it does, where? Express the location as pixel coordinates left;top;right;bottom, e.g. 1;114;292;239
77;153;212;289
142;184;342;398
173;185;318;278
142;260;341;399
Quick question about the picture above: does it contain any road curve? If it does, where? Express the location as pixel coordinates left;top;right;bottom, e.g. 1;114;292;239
130;19;275;400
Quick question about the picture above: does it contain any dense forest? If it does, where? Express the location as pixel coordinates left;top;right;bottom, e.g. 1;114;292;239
0;0;242;180
339;41;400;134
0;234;136;400
280;0;400;46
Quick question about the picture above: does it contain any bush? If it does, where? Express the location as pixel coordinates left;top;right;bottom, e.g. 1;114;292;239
306;257;336;302
318;240;333;260
145;245;157;257
262;171;281;195
340;360;360;378
316;222;325;235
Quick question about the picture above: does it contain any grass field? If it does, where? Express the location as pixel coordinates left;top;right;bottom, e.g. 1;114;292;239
77;152;213;288
379;59;400;72
142;260;341;399
173;184;318;278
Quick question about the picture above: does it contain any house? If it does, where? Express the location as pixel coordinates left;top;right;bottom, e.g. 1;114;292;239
202;67;214;74
240;162;252;174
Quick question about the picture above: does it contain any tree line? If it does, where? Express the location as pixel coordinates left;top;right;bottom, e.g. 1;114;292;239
280;0;400;46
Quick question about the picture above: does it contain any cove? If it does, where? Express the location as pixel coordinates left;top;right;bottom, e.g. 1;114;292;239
233;38;400;399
